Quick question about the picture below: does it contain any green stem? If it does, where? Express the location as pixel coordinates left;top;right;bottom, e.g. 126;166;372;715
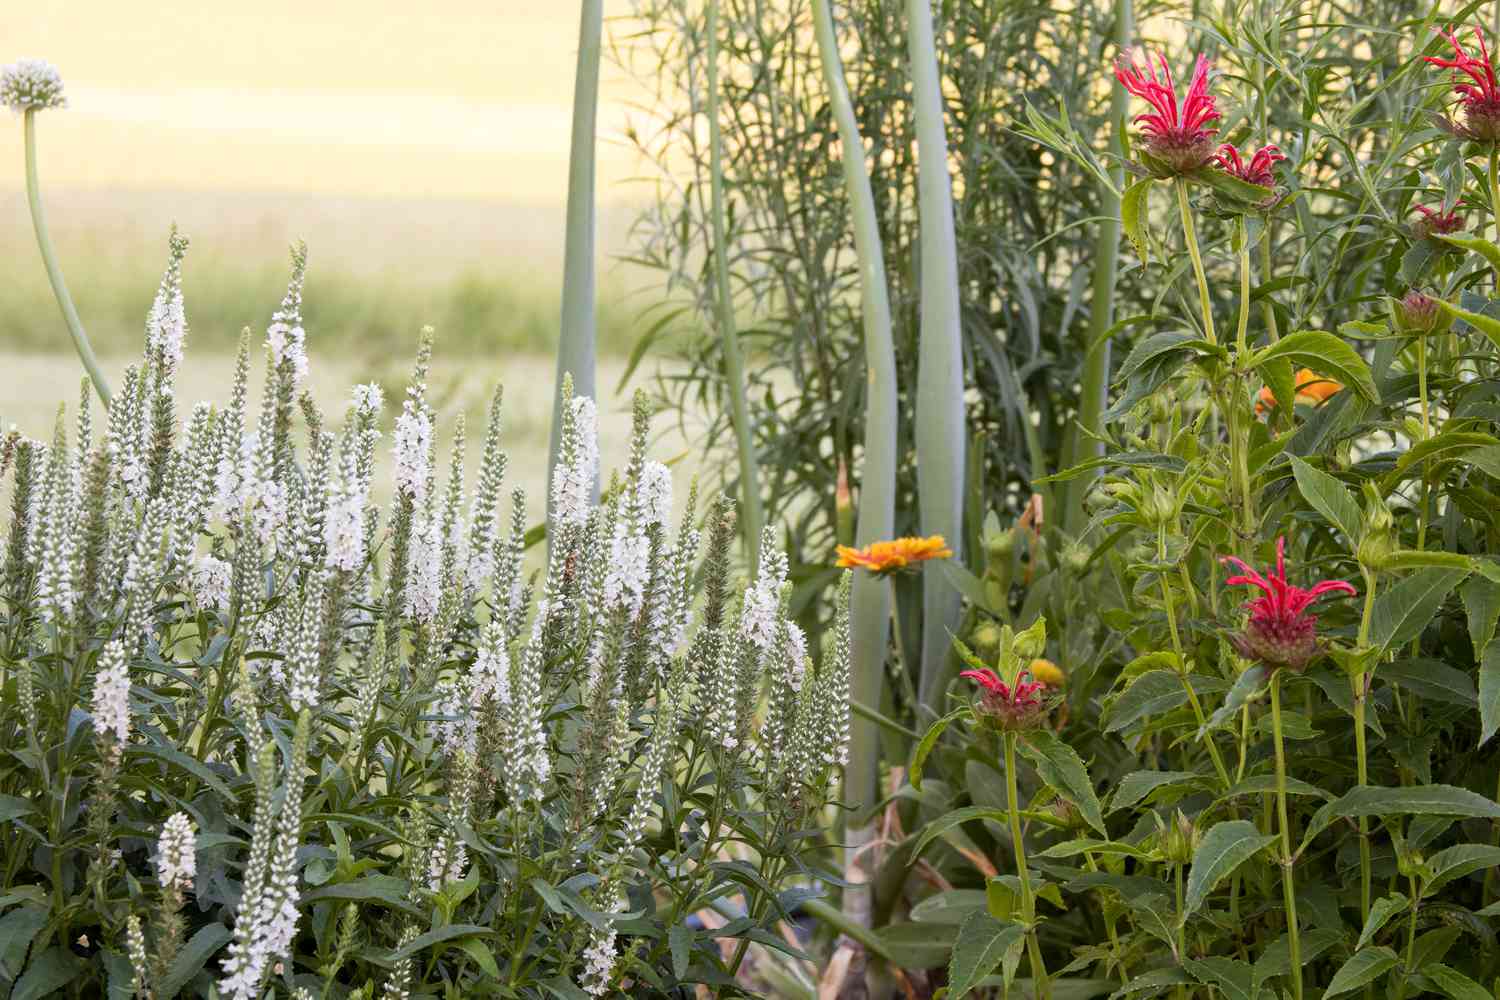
706;0;765;573
1356;570;1377;927
23;111;111;407
1270;671;1304;1000
1490;146;1500;245
1005;733;1050;1000
1176;178;1217;347
1158;528;1233;789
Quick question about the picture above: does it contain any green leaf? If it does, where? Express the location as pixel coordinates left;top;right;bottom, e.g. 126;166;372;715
1423;962;1495;1000
1103;671;1187;732
1109;771;1206;813
1184;956;1256;1000
910;708;967;791
1183;821;1276;919
909;806;1011;862
873;921;956;969
1461;574;1500;656
1016;730;1106;835
387;924;494;963
1202;665;1269;735
12;947;82;1000
1115;331;1204;383
668;926;693;981
1381;659;1477;708
1289;456;1362;542
1356;892;1408;951
1253;927;1343;984
1423;843;1500;894
1369;567;1470;652
947;911;1024;998
302;875;421;917
1249;330;1378;403
910;889;989;925
1436;297;1500;352
459;938;501;980
0;906;46;981
1389;432;1500;484
160;924;231;998
1327;784;1500;821
126;744;238;802
1435;232;1500;275
1323;946;1399;997
1481;639;1500;748
1121;177;1154;263
1035;838;1150;860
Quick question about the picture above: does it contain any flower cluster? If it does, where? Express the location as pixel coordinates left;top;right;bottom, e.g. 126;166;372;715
961;666;1047;730
0;230;852;996
1427;26;1500;143
1;59;66;113
1222;536;1357;671
1114;51;1220;175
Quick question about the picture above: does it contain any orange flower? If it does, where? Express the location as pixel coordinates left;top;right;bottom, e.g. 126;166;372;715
836;535;953;576
1255;368;1343;416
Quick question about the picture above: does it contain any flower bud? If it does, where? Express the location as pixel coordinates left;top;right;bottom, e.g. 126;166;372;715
971;621;1004;656
1060;542;1091;577
1163;809;1199;865
986;530;1016;562
1391;290;1452;335
1357;487;1396;572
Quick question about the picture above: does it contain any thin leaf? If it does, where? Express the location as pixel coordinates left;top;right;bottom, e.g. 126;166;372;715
1017;730;1106;835
947;911;1024;998
1323;946;1399;997
1183;821;1276;919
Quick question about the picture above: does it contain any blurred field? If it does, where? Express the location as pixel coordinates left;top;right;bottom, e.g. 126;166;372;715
0;189;652;358
0;348;700;524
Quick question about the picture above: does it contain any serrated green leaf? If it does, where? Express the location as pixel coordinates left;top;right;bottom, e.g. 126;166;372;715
909;806;1012;862
1370;567;1469;652
1481;639;1500;748
1109;771;1206;813
1250;330;1378;403
1183;821;1276;919
1423;962;1494;1000
669;926;693;981
1016;730;1105;835
1381;659;1476;708
1327;784;1500;821
1121;177;1154;263
1288;456;1362;542
910;708;967;791
1436;297;1500;352
1323;946;1399;997
1202;665;1269;735
1356;892;1408;951
160;924;231;998
947;911;1024;998
1103;671;1188;732
1461;574;1500;656
10;947;83;1000
1423;843;1500;894
1435;233;1500;275
1184;956;1257;1000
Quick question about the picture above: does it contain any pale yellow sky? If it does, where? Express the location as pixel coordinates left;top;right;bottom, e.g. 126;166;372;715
1;2;644;204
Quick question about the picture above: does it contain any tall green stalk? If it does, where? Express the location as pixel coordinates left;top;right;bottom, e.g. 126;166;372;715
707;0;765;572
23;110;111;407
1270;671;1304;1000
812;0;899;945
1005;733;1050;1000
907;0;967;712
547;0;603;530
1064;0;1133;535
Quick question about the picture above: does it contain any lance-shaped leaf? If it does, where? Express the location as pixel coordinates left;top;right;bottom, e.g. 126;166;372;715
947;911;1025;999
1249;330;1378;403
1017;729;1106;835
1183;820;1276;919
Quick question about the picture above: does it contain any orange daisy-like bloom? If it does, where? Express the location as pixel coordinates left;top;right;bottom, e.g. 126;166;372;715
1254;368;1343;417
835;535;953;576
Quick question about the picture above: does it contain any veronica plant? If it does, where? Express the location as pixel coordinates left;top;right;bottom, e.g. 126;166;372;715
0;235;853;998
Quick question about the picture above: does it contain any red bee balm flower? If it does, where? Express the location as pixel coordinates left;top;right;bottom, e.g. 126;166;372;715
1411;203;1466;240
1115;51;1221;175
960;667;1047;730
1214;143;1285;188
1221;537;1356;671
1426;27;1500;143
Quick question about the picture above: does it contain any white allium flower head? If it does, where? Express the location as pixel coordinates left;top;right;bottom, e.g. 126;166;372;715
192;555;232;608
1;59;66;113
91;640;131;743
156;812;197;892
